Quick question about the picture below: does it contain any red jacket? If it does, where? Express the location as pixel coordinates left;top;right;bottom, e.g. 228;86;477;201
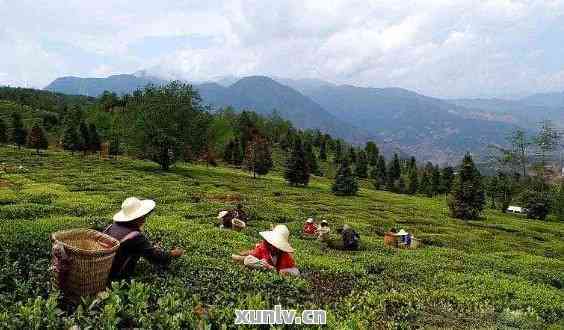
250;240;296;271
303;223;318;235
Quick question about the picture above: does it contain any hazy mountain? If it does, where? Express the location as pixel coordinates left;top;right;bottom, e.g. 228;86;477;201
305;85;518;164
44;74;164;97
197;76;371;144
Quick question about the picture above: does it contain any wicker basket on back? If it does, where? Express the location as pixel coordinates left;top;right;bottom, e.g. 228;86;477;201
383;232;399;248
51;229;120;303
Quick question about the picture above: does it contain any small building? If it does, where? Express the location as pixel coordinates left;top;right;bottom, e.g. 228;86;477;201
507;205;526;214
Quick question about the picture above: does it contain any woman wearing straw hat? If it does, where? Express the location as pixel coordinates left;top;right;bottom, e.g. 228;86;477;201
232;224;299;276
104;197;184;279
302;218;318;236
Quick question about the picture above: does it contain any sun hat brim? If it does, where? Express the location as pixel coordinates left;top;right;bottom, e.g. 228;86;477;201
259;230;294;253
218;211;229;219
113;199;156;222
396;229;409;236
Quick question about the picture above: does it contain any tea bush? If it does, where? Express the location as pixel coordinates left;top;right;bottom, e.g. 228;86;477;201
0;147;562;329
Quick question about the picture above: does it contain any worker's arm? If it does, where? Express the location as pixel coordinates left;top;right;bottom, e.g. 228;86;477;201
243;255;274;270
279;268;300;276
131;234;182;265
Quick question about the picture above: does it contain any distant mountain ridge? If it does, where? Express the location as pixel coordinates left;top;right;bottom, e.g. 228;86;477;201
44;73;563;163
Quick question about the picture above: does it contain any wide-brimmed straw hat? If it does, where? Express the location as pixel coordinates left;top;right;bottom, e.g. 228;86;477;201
306;218;315;223
259;224;294;253
113;197;156;222
218;211;229;219
396;229;409;236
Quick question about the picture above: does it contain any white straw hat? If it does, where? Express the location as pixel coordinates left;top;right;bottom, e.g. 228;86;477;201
396;229;409;236
113;197;156;222
259;224;294;253
306;218;314;223
218;211;229;219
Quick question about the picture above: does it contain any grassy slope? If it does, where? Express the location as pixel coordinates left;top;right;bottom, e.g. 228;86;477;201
0;146;563;329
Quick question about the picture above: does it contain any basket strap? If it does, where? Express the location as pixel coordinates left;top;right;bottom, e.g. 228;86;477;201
120;231;139;243
103;224;112;234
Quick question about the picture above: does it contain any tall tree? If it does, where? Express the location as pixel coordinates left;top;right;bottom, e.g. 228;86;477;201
419;167;431;197
284;136;310;186
431;165;441;196
355;150;369;178
27;124;48;154
348;147;357;163
440;167;455;194
62;126;80;155
88;123;101;153
448;153;486;220
11;113;26;149
407;168;418;195
371;155;387;190
534;120;560;177
332;160;358;196
304;141;321;176
365;141;379;166
245;134;273;178
109;134;121;158
510;129;531;177
389;153;401;182
0;118;7;144
79;121;90;155
552;181;564;222
319;138;327;161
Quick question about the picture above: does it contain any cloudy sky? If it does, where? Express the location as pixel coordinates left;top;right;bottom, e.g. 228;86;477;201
1;0;564;98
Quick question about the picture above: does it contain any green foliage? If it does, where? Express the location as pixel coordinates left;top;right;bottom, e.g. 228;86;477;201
371;155;387;190
88;123;101;152
244;134;273;177
440;166;454;194
284;136;310;186
552;181;564;222
62;126;80;154
0;147;563;328
0;118;7;144
11;113;27;148
407;168;418;195
332;160;358;196
319;138;327;161
354;150;368;178
304;141;321;176
448;153;486;220
365;141;379;166
26;124;48;153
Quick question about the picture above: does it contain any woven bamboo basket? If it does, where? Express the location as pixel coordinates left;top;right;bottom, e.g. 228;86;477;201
383;233;399;248
51;229;120;303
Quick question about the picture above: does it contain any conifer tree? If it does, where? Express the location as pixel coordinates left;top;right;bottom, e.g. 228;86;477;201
389;153;401;181
62;126;80;155
11;113;26;148
88;123;101;153
448;153;486;220
407;168;418;195
332;160;358;196
79;121;90;155
440;166;454;194
431;165;441;196
408;156;417;172
27;124;48;154
304;141;321;176
371;155;387;190
354;150;368;178
245;134;273;178
419;169;431;196
348;147;357;163
284;136;310;186
365;141;379;166
319;138;327;161
0;118;7;144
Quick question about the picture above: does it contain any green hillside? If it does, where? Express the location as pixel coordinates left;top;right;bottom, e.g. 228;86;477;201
0;147;562;328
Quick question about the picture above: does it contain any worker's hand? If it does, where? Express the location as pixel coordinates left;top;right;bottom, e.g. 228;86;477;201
170;248;184;257
260;260;274;270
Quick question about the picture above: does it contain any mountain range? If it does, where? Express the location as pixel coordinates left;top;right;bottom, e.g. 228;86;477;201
45;73;564;164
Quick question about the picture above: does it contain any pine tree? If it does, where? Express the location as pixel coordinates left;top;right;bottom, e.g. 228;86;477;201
11;113;26;148
486;175;499;209
365;141;379;166
27;124;48;154
88;123;101;153
0;118;7;144
354;150;368;178
408;156;417;172
348;147;357;163
304;141;321;176
319;139;327;161
79;121;90;155
284;136;310;186
440;166;454;194
431;165;441;196
407;169;418;195
419;170;431;196
245;134;273;178
371;155;387;190
62;126;80;155
389;153;401;181
448;153;486;220
332;160;358;196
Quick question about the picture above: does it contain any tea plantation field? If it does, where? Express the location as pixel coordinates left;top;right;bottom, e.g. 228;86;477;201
0;146;563;329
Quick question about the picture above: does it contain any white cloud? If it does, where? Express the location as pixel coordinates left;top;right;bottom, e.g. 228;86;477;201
0;0;564;97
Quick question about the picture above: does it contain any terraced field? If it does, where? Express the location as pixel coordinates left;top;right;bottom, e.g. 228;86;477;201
0;146;562;329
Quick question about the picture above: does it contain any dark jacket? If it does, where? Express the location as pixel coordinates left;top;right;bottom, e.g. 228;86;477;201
222;209;249;228
105;224;171;279
342;228;360;250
